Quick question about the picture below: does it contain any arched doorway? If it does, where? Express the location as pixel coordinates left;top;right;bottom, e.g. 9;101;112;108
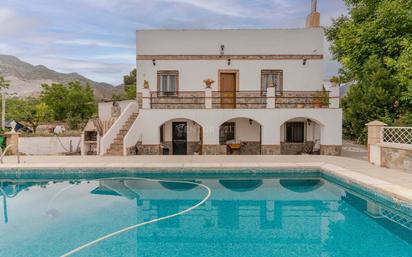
280;117;323;155
218;117;262;155
159;118;203;155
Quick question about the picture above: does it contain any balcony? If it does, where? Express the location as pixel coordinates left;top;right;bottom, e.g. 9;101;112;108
141;88;339;109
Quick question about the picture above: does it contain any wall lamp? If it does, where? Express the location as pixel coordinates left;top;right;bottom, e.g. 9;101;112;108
228;58;231;66
307;119;312;126
220;44;225;55
152;59;156;66
249;119;253;125
302;57;307;66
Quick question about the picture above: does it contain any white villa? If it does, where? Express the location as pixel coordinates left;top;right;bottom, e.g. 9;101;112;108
82;0;342;156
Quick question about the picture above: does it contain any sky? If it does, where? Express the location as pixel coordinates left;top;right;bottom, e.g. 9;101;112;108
0;0;348;85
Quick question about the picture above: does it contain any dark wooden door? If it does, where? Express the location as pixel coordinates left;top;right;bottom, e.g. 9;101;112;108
172;122;187;155
220;73;236;108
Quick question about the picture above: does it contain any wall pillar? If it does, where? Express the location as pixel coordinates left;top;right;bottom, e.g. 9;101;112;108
205;87;212;109
366;120;387;164
142;88;151;109
201;120;224;154
4;132;20;155
329;85;340;108
261;122;280;155
266;86;276;109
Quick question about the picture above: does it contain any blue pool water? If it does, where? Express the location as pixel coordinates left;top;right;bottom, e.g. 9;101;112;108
0;170;411;257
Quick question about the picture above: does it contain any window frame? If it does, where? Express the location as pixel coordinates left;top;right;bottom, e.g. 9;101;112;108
157;70;179;96
261;70;283;92
219;122;236;145
285;122;305;143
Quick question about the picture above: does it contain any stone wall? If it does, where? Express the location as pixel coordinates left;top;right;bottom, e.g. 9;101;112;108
160;141;201;155
150;92;205;109
160;142;173;155
135;143;161;155
137;93;143;109
381;146;412;171
240;141;261;155
202;145;227;155
188;141;202;155
281;142;305;155
275;91;329;108
261;145;281;155
320;145;342;156
212;91;266;109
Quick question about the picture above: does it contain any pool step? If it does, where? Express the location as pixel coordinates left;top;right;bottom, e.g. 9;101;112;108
105;112;139;156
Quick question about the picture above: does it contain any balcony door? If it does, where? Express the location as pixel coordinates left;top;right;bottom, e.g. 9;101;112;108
219;70;238;109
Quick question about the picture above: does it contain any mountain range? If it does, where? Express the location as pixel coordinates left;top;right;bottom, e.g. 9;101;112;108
0;55;122;99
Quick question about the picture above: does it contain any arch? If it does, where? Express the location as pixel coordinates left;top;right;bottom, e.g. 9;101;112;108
157;117;206;130
217;117;263;154
279;116;324;155
217;116;264;128
279;116;325;127
158;118;203;155
159;181;199;191
219;179;263;192
279;179;324;193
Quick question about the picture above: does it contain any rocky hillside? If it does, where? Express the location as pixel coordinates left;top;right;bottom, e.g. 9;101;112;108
0;55;122;99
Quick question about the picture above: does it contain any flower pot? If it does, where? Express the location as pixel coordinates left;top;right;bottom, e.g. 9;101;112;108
313;99;322;108
203;79;215;88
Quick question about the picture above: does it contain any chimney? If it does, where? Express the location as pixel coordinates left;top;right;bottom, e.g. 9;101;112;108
306;0;320;28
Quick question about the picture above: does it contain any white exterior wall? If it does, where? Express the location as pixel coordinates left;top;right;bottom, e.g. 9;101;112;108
369;144;381;166
19;137;81;155
226;118;261;142
98;100;135;121
124;109;342;148
137;29;323;55
121;28;343;154
136;29;324;92
138;60;323;92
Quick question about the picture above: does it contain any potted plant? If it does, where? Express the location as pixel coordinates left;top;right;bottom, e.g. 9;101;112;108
143;80;150;89
329;76;340;87
312;86;329;108
203;78;215;88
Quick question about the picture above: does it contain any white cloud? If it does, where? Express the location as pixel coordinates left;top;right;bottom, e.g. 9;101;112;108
0;7;41;36
1;0;347;83
0;7;14;23
54;39;134;49
154;0;249;17
22;55;133;84
0;43;22;55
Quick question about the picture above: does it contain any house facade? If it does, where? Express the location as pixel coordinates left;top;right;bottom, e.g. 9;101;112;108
93;3;342;156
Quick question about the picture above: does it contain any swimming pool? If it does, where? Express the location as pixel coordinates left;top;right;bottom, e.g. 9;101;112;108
0;169;411;257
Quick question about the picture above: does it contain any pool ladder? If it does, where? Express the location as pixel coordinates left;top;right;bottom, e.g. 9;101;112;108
0;144;20;164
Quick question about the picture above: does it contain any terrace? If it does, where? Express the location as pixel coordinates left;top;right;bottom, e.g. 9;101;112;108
140;88;340;110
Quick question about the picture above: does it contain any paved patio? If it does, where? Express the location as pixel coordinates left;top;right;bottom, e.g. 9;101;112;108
1;155;412;205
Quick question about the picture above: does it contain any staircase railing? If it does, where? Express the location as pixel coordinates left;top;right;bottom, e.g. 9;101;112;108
100;102;138;155
0;144;20;164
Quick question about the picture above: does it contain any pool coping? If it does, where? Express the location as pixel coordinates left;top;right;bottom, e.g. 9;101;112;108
1;160;412;208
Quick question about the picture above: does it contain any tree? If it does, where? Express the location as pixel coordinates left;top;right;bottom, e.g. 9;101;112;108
326;0;412;143
40;83;68;121
41;81;97;129
0;75;10;90
112;69;137;100
6;97;52;133
65;81;97;129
